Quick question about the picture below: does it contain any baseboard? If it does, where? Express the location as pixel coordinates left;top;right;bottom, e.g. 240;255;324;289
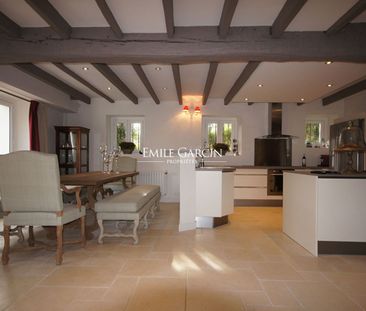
234;199;283;207
318;241;366;255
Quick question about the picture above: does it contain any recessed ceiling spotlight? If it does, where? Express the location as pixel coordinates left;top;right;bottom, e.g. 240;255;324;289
155;67;162;71
300;98;305;101
325;61;333;65
327;83;333;87
82;66;89;71
162;87;167;90
107;87;111;90
257;84;263;87
244;97;248;101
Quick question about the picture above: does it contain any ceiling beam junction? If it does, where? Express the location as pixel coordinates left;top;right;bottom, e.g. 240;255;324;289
326;0;366;35
24;0;71;38
162;0;174;37
218;0;238;37
95;0;123;38
0;12;21;37
271;0;307;38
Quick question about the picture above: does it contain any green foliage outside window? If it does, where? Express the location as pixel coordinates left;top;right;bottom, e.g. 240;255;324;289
116;123;126;146
305;121;321;146
131;123;141;150
208;123;218;148
222;123;232;151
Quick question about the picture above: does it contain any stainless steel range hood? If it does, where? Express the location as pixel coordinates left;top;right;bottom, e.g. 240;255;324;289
260;103;295;139
254;103;293;166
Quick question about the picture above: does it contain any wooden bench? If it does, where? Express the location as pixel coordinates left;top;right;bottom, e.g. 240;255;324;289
95;185;160;244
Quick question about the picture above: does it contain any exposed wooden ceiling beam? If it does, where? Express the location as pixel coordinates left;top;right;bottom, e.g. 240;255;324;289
172;64;182;105
202;62;218;105
13;63;90;104
247;102;254;106
24;0;71;38
322;79;366;106
218;0;238;37
326;0;366;35
0;12;21;37
92;63;138;104
271;0;307;38
53;63;114;103
1;25;366;63
132;64;160;105
162;0;174;37
95;0;123;38
297;102;305;106
224;61;260;105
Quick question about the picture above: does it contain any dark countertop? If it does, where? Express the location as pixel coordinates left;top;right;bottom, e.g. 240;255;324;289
195;166;236;172
285;171;366;179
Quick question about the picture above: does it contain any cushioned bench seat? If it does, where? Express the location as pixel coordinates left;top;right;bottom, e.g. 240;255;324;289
95;185;160;244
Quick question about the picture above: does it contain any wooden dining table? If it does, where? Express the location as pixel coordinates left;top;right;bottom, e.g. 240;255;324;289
60;171;139;239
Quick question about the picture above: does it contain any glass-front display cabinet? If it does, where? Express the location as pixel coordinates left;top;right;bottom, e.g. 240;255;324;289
55;126;90;175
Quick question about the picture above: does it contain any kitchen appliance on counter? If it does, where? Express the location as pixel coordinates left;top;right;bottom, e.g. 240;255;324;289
267;168;294;195
255;103;294;166
330;119;365;172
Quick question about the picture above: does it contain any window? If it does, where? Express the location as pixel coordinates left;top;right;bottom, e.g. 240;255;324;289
202;117;238;152
0;104;10;154
305;118;328;148
110;116;144;151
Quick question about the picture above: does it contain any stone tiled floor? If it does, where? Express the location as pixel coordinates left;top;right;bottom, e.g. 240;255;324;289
1;204;366;310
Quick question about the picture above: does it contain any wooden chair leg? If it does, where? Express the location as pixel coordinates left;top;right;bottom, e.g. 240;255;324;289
17;226;25;242
97;219;104;244
56;225;63;265
80;216;86;247
2;225;10;265
143;212;149;229
28;226;35;247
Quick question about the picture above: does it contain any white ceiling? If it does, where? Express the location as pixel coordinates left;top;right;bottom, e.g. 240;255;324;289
1;0;365;104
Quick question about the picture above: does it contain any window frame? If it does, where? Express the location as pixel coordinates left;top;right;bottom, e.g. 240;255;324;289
110;116;145;152
202;116;238;154
304;117;329;148
0;102;12;154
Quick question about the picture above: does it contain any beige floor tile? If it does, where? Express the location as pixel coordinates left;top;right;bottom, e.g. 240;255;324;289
241;291;271;307
286;281;362;311
111;245;153;258
187;288;245;311
7;286;83;311
251;262;303;280
322;271;366;296
261;280;301;307
125;277;186;311
119;258;186;277
223;247;266;262
40;266;119;287
188;268;262;291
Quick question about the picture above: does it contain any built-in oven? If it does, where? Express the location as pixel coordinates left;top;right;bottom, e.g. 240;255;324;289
267;169;294;195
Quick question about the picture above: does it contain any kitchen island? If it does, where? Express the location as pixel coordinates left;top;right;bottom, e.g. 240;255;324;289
283;171;366;256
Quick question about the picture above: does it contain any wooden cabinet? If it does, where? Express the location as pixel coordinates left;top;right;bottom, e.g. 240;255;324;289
55;126;89;175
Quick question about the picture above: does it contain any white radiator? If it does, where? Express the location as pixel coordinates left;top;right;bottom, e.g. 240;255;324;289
136;171;168;196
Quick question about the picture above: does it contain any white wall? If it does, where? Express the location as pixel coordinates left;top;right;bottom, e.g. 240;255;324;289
65;97;268;201
282;100;344;167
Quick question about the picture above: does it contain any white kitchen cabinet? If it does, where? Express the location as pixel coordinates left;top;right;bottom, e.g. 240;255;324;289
234;168;282;200
196;170;234;217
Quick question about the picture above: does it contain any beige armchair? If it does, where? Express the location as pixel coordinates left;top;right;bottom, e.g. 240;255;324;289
0;151;86;265
104;156;137;194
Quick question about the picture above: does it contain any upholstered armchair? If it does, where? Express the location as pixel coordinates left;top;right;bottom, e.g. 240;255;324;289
0;151;86;265
103;156;137;194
